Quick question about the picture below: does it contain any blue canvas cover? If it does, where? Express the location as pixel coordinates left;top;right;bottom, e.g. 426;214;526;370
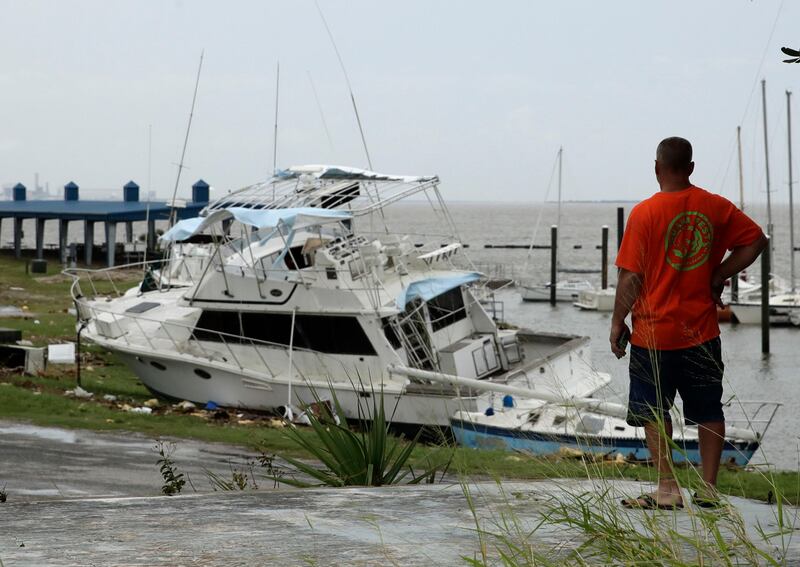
160;207;352;242
395;272;481;309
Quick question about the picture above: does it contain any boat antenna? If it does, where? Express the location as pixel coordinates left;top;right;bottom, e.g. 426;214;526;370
272;61;280;177
307;70;335;153
314;0;373;170
168;50;204;228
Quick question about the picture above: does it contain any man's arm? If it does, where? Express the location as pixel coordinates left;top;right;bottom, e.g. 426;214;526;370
711;234;769;307
610;268;642;359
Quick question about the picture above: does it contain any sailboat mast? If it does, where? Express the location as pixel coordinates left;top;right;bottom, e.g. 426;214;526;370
761;79;774;263
557;146;563;250
788;90;796;292
737;126;745;210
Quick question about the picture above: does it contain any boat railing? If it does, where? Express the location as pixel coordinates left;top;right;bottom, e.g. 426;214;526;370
722;399;782;440
68;294;370;383
65;259;169;301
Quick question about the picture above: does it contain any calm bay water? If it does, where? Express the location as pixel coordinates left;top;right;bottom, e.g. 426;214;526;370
393;201;800;471
2;200;797;469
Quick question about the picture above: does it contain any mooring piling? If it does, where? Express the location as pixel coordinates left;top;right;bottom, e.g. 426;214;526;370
601;225;609;290
761;237;770;354
550;225;558;305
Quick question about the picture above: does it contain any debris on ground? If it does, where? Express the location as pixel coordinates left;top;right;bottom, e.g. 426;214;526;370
64;386;93;399
102;394;117;402
128;407;153;415
176;401;196;413
143;398;160;408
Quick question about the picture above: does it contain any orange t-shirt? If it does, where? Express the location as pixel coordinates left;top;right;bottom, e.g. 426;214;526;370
615;186;764;350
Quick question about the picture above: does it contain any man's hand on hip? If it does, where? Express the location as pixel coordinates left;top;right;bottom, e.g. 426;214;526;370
710;271;726;308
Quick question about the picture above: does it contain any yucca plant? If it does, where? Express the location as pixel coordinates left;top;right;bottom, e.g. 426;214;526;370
275;386;450;487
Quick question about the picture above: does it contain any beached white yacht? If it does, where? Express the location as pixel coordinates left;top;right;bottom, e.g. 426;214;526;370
68;166;611;427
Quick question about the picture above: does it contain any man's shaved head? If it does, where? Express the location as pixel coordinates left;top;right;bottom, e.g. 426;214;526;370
656;137;693;172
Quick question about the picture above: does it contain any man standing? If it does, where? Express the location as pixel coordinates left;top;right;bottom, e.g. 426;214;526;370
611;137;767;509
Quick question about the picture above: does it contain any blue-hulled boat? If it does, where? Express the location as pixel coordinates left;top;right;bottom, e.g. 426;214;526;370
451;400;767;466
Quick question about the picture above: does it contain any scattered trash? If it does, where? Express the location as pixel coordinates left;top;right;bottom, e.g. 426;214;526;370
211;409;230;420
64;386;93;399
102;394;118;402
558;446;585;459
16;340;33;346
47;343;75;363
143;398;160;408
176;401;196;412
9;287;24;292
129;407;153;415
85;365;94;372
205;401;219;410
32;320;40;325
21;305;29;311
120;403;133;412
0;306;25;318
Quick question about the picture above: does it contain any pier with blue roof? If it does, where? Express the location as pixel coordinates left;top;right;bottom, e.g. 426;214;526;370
0;179;210;266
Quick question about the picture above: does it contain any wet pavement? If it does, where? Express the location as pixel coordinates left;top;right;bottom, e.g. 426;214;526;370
1;422;799;566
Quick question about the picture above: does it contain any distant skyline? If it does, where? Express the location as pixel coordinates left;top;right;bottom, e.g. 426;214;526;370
1;0;799;213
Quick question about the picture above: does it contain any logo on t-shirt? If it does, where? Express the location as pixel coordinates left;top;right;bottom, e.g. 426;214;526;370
664;211;713;271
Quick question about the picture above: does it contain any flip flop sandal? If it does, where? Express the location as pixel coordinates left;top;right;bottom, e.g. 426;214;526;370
692;492;721;508
621;494;684;510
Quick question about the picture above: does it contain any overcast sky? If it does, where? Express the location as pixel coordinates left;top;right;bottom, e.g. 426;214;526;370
1;0;799;204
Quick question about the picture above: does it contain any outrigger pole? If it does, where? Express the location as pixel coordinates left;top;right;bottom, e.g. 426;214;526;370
314;0;373;170
168;50;204;229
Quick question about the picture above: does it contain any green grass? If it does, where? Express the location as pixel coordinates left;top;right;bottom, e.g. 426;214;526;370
0;251;796;505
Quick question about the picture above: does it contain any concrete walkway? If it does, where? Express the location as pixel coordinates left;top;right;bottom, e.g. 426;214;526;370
1;422;798;566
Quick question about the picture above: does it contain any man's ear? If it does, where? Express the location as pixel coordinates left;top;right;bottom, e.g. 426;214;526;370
687;162;695;176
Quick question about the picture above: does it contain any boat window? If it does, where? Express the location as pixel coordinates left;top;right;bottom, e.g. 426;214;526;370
194;368;212;379
284;245;312;270
125;302;160;314
381;317;402;349
193;311;376;356
427;287;467;332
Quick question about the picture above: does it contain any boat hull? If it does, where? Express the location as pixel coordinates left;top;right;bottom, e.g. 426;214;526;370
729;302;800;325
113;350;488;427
520;285;588;303
451;419;758;466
